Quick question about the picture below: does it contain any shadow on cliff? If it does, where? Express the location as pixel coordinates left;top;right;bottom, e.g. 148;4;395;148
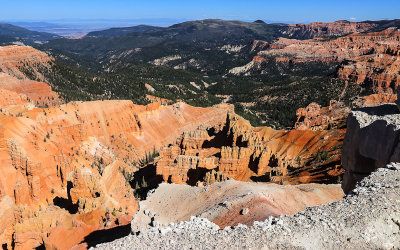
202;128;234;148
353;104;399;116
129;164;163;200
187;167;210;186
52;181;79;214
79;224;131;248
202;114;241;148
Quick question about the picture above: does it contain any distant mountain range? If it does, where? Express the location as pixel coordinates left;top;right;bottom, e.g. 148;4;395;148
85;25;162;38
5;19;189;37
37;18;400;65
0;23;60;45
2;18;400;41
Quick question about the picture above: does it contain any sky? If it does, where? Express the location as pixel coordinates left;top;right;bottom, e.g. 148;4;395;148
0;0;399;24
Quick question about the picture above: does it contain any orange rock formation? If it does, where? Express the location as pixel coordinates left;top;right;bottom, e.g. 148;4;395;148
0;45;236;249
145;94;173;105
1;29;396;248
353;93;397;107
337;29;400;93
283;20;378;39
155;112;345;186
0;46;61;106
253;28;400;92
0;98;230;248
295;101;350;130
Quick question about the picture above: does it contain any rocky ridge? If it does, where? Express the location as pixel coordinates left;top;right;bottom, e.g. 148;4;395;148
281;20;378;39
294;94;398;131
295;101;349;130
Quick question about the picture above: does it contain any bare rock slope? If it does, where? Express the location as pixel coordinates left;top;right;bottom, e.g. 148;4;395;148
0;46;61;106
94;163;400;250
131;180;343;231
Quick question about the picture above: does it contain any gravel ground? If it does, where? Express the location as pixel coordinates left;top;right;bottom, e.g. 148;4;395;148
94;163;400;250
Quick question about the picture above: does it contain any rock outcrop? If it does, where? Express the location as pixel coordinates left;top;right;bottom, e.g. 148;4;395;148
294;94;397;131
295;101;349;130
0;46;61;106
131;180;343;232
337;29;400;93
95;164;400;249
281;20;378;39
352;93;397;107
250;40;269;52
0;46;51;74
0;72;60;107
341;101;400;193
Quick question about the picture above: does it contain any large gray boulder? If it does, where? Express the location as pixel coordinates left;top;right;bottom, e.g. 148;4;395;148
341;103;400;193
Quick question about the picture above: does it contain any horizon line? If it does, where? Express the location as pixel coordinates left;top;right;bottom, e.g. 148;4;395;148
1;17;398;25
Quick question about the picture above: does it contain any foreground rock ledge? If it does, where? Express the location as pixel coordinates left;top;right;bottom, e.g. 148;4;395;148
131;180;342;231
94;164;400;249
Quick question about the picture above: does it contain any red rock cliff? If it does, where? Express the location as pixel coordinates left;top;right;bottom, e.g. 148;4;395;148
155;112;345;186
282;20;378;39
0;96;231;249
0;46;61;106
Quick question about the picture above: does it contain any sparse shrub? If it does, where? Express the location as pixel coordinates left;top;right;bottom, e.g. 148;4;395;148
141;176;148;188
315;150;329;163
92;156;106;175
294;156;302;166
337;174;342;184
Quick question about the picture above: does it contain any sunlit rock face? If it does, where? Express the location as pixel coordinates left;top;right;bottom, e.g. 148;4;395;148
0;46;61;107
155;112;345;186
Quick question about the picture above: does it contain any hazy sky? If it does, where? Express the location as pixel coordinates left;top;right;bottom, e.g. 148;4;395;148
1;0;399;23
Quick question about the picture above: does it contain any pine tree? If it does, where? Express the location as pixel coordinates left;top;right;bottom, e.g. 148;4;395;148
142;176;148;188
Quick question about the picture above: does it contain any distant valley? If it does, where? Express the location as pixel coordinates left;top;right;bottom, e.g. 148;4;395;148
24;18;400;127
